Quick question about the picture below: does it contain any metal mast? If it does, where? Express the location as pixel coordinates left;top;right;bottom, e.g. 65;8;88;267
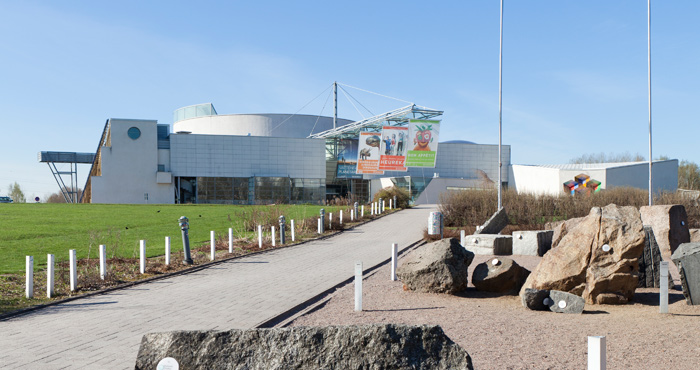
648;0;653;206
334;81;338;129
498;0;504;210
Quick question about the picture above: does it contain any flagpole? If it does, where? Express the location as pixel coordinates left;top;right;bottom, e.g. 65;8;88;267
498;0;504;210
648;0;653;206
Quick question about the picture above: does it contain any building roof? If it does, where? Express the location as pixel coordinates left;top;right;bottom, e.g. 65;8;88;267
515;160;675;170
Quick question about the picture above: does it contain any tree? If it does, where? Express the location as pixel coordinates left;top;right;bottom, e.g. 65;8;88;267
46;188;83;203
7;182;26;203
678;160;700;190
569;151;646;164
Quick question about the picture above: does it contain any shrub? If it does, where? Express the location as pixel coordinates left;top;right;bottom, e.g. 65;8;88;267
372;186;411;208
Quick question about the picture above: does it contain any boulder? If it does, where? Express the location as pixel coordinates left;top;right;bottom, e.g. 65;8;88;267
474;207;508;235
134;324;474;370
672;242;700;305
521;288;550;311
547;290;585;314
638;226;673;289
690;229;700;242
640;205;690;262
472;257;530;293
512;230;554;256
547;216;585;249
520;204;645;304
397;238;474;294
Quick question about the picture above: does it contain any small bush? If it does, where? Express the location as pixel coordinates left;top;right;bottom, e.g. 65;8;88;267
372;186;410;208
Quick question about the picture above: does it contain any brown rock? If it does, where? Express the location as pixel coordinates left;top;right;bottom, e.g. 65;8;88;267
472;257;530;293
689;228;700;243
549;216;585;249
397;238;474;294
640;205;690;262
521;204;645;304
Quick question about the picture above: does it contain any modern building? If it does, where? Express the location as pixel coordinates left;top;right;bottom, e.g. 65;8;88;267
81;103;511;204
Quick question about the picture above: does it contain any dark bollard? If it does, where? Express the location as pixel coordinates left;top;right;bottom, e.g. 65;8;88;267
320;208;325;234
279;215;286;245
393;195;397;208
354;202;359;220
179;216;194;265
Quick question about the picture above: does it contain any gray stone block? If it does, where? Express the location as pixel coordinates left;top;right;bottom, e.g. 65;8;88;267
672;242;700;305
472;257;530;293
512;230;554;256
134;325;474;370
638;226;673;289
521;288;550;310
474;207;508;235
463;234;512;255
547;290;585;314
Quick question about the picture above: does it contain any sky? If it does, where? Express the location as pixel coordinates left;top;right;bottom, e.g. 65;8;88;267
2;0;699;200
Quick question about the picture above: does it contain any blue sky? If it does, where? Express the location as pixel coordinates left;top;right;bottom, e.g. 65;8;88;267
2;1;699;199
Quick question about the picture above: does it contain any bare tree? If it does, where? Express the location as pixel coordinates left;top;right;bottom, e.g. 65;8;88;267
679;160;700;190
46;188;83;203
569;151;646;164
7;182;26;203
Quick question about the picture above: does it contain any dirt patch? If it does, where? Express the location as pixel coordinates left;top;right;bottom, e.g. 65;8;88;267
289;254;700;370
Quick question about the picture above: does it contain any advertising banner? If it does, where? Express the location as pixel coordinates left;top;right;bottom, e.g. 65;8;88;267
378;126;408;171
405;119;440;167
356;131;384;174
336;139;361;178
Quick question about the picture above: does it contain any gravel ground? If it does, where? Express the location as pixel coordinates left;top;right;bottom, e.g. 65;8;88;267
289;254;700;370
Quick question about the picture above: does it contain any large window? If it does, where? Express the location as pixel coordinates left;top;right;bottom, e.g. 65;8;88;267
194;177;249;204
255;177;291;204
291;178;324;204
177;176;323;205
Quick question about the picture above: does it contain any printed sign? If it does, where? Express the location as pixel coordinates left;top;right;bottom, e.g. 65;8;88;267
405;120;440;167
336;139;360;178
356;131;383;174
378;126;408;171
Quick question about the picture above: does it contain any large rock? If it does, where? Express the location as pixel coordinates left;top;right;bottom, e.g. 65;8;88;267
472;257;530;293
397;238;474;294
463;234;513;255
520;204;645;304
134;324;474;370
547;216;585;249
638;226;673;289
689;228;700;242
512;230;553;256
521;288;550;310
547;290;585;314
474;207;508;235
672;242;700;305
640;205;690;262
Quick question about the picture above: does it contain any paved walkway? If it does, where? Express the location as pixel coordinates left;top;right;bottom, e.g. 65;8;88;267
0;205;436;369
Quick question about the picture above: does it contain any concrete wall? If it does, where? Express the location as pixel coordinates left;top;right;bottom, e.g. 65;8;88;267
172;114;353;139
414;178;486;205
91;119;174;204
509;165;561;195
169;134;326;179
605;160;678;193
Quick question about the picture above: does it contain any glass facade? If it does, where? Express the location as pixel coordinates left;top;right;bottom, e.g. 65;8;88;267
197;177;249;204
176;176;324;205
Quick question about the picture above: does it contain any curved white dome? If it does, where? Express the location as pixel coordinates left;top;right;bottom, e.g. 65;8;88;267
173;113;353;138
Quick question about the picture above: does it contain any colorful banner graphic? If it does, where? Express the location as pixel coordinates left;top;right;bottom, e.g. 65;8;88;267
337;163;362;179
378;126;408;171
336;139;360;178
356;131;384;174
405;119;440;167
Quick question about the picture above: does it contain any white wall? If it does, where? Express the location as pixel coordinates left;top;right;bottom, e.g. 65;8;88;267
91;119;173;204
509;165;561;195
173;114;353;139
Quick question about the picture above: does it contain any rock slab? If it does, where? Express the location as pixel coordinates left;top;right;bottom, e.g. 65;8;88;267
640;205;690;262
397;238;474;294
474;207;508;235
638;226;673;289
463;234;513;255
134;324;474;370
672;242;700;305
512;230;554;256
547;290;585;314
472;257;530;293
520;204;645;304
521;288;551;311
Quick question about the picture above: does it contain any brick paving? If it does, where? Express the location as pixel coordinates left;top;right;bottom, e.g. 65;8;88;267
0;205;436;369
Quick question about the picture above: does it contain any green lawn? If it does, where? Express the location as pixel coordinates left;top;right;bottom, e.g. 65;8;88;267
0;203;344;274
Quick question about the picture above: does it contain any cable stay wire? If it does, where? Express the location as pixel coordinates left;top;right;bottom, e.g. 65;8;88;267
338;85;374;117
339;87;366;120
337;82;413;105
309;88;334;136
270;83;334;133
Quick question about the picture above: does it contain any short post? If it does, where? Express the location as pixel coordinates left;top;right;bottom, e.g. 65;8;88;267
660;261;669;314
258;225;263;248
210;230;216;261
354;202;359;220
587;336;606;370
318;218;321;234
26;256;33;299
351;209;354;221
320;208;325;233
382;200;385;213
279;215;286;245
69;249;77;291
271;226;276;247
164;237;171;265
47;254;54;298
391;243;398;281
393;195;397;208
340;210;343;225
355;261;363;311
228;228;233;253
361;205;364;218
371;202;375;215
329;212;333;228
140;240;146;274
390;198;393;209
179;216;193;265
379;198;383;214
99;244;107;279
460;230;466;246
291;219;296;241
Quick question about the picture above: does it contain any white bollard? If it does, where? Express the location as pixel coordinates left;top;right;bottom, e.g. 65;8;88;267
390;199;393;209
69;249;77;291
271;226;276;247
140;240;146;274
660;261;669;314
460;230;466;246
258;225;263;248
47;254;54;298
391;243;398;281
164;237;171;265
291;219;296;241
329;213;333;228
26;256;33;299
355;261;363;311
382;200;385;213
361;205;364;218
210;231;216;261
99;244;107;279
340;210;343;225
587;336;606;370
371;203;375;215
228;228;233;253
318;218;321;234
351;209;354;221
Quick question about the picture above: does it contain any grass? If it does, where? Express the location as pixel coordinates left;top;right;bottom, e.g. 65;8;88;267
0;203;348;275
